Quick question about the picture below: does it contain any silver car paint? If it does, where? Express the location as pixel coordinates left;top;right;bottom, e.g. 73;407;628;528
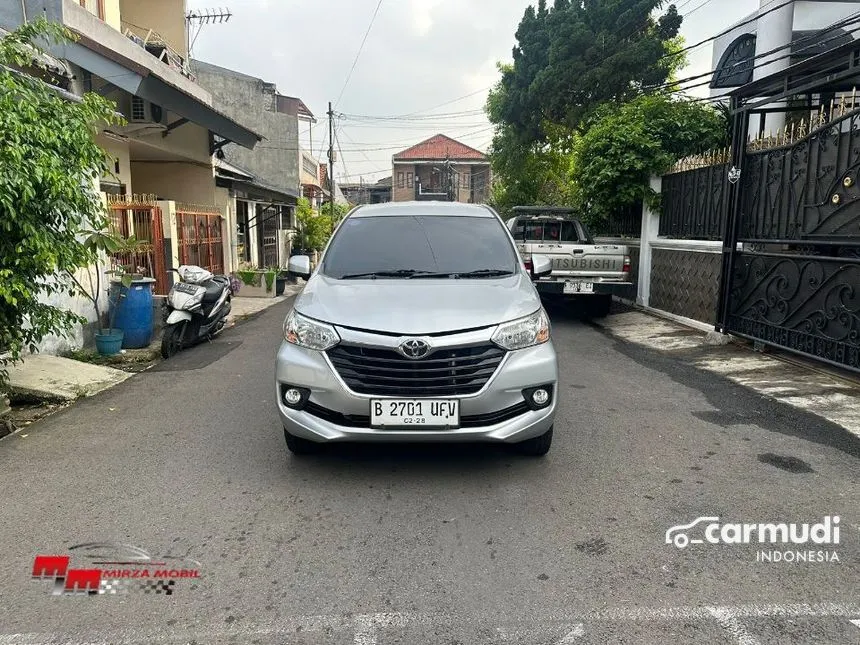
275;201;558;444
294;272;540;335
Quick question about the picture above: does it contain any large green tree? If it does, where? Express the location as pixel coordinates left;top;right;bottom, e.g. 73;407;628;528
0;19;120;387
494;0;683;143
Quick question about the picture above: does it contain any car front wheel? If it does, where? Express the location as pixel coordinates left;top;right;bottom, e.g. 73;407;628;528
283;427;323;455
514;426;553;456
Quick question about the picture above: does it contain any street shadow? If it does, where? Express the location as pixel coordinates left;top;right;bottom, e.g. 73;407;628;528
279;441;549;479
151;338;243;372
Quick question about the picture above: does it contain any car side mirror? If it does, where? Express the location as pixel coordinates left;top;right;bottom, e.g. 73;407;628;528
531;253;552;280
287;255;312;280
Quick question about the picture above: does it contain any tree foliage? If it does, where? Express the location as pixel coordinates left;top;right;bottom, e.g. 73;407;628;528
493;0;683;142
294;198;333;252
570;93;726;219
0;19;121;387
486;62;576;215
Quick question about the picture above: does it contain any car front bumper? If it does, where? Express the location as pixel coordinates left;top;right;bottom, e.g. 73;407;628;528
275;330;558;444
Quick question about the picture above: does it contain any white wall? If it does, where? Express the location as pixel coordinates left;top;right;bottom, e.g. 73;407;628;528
38;261;110;355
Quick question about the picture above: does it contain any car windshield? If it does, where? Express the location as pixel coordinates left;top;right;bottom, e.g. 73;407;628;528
321;215;519;279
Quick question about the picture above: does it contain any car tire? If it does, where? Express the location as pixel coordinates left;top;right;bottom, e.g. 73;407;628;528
514;426;553;456
283;427;322;455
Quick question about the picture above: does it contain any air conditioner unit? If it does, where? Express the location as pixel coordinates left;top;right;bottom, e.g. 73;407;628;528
130;96;166;125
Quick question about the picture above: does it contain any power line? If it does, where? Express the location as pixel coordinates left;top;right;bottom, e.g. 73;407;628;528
334;126;350;185
396;86;495;118
681;0;718;19
663;0;793;60
333;0;384;109
658;12;860;94
339;109;486;121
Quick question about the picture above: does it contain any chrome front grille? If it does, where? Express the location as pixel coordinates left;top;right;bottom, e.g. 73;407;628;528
326;342;506;397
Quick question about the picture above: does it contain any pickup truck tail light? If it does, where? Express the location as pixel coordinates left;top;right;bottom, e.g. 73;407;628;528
523;254;533;273
622;255;631;274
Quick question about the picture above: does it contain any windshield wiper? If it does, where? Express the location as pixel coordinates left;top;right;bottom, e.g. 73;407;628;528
338;268;515;280
450;269;515;278
339;269;438;279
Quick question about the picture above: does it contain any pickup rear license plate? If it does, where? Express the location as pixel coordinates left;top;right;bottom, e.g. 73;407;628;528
371;399;460;428
564;281;594;294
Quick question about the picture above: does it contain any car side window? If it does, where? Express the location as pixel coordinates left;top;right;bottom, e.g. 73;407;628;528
542;222;560;241
522;221;543;241
560;221;579;242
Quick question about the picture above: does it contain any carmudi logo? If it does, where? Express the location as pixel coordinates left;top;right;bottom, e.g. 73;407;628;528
665;516;842;563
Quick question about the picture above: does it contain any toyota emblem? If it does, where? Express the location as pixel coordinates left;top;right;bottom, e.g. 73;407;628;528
398;338;431;359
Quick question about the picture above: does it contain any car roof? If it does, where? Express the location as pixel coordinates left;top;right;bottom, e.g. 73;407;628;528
511;206;578;213
349;201;496;218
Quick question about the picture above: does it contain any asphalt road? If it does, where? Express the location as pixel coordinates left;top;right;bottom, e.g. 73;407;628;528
0;298;857;645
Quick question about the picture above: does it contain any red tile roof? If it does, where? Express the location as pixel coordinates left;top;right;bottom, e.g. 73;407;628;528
393;134;488;161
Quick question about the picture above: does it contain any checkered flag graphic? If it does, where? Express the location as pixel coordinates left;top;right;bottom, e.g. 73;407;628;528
138;580;175;595
98;579;132;595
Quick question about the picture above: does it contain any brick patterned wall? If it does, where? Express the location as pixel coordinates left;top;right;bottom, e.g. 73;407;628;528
650;248;721;324
391;164;415;201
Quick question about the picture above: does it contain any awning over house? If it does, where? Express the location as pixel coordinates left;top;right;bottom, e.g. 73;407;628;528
59;39;262;150
216;161;299;202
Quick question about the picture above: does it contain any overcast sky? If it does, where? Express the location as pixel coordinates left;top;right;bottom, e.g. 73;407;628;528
187;0;758;183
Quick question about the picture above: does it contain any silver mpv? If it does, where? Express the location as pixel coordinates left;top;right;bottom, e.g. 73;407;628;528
275;201;558;456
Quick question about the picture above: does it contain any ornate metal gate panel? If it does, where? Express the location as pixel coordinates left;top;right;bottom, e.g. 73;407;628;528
722;107;860;371
175;206;225;276
106;195;169;295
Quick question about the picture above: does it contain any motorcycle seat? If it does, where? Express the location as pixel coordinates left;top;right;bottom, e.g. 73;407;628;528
201;279;227;303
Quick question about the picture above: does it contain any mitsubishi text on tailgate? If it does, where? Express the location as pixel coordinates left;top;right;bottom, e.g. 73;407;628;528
505;206;632;317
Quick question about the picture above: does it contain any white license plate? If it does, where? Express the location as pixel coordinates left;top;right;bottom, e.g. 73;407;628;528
563;281;594;294
370;399;460;428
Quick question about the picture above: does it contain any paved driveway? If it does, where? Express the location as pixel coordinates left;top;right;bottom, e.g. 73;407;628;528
0;299;857;644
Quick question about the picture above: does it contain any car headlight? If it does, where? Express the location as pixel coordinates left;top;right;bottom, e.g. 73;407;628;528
491;308;550;351
283;309;340;351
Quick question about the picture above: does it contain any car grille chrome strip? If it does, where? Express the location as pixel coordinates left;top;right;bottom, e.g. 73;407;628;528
326;342;506;397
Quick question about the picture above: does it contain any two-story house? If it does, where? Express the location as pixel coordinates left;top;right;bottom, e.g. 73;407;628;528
191;60;317;271
391;134;491;203
1;0;264;352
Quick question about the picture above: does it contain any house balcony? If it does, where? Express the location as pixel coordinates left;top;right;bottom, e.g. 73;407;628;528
58;0;208;104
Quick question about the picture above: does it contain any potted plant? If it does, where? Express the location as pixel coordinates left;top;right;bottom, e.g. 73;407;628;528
275;269;289;295
66;230;136;355
231;262;277;298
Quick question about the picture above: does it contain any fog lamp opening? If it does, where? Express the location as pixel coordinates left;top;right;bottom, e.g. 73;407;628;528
532;388;549;406
280;384;311;410
522;384;554;410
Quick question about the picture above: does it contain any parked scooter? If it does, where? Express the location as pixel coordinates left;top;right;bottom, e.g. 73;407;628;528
161;265;233;358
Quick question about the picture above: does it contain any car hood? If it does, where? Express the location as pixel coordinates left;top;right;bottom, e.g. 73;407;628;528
293;273;540;335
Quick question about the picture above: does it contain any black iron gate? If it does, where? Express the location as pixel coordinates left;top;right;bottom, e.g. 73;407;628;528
717;60;860;372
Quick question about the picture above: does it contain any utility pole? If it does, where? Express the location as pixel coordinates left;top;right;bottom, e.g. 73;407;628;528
328;101;335;235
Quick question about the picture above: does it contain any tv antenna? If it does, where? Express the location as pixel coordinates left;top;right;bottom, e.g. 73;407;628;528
186;7;232;57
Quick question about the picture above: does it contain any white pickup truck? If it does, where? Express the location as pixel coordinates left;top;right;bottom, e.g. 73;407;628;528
505;206;632;317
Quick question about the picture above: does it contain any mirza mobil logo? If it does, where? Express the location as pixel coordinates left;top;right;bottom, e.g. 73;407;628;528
666;516;841;563
32;542;201;596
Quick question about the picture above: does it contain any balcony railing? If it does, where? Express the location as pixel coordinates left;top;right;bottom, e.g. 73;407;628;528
121;22;195;80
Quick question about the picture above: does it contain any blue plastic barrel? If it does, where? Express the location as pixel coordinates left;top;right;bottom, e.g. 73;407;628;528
110;278;155;349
